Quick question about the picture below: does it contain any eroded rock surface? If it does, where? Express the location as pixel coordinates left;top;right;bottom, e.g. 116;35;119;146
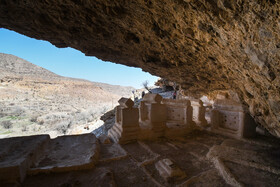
0;135;49;182
29;133;100;174
0;1;279;135
14;131;280;186
0;133;100;185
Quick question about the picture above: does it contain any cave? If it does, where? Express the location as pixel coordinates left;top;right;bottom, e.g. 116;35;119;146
0;0;279;186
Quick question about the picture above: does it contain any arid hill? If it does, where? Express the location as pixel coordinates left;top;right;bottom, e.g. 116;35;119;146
0;53;134;138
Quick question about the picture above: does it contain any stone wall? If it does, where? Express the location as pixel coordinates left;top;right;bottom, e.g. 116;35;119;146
109;94;257;143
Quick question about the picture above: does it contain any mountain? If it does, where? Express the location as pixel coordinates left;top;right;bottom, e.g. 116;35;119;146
0;53;134;138
0;53;60;79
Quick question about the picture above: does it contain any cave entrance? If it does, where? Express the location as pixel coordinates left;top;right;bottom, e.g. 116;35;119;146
0;28;158;139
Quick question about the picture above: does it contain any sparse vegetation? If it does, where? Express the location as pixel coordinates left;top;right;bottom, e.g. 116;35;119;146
0;53;133;138
142;80;152;93
0;130;12;135
7;116;20;120
1;120;12;129
56;121;71;135
30;115;38;123
22;125;27;132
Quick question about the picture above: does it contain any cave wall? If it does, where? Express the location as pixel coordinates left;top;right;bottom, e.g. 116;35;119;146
0;0;279;136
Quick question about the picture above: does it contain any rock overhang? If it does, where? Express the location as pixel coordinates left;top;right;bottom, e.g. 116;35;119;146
0;0;279;136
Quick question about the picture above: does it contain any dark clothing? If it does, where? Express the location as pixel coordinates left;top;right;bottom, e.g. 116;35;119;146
142;91;145;98
173;91;177;99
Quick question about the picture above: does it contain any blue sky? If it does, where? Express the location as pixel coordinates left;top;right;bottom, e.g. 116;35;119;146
0;28;158;88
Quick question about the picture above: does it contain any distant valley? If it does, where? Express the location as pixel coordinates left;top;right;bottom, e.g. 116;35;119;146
0;53;134;138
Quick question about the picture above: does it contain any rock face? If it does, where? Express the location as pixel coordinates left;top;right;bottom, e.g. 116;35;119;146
0;1;279;136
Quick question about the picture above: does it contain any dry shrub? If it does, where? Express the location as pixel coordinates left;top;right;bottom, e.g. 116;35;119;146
1;120;12;129
30;115;38;123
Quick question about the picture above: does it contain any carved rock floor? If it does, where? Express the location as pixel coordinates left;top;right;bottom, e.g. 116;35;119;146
2;130;280;187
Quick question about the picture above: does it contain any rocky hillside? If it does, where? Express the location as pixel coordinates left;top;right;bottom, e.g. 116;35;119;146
0;53;60;79
0;53;134;138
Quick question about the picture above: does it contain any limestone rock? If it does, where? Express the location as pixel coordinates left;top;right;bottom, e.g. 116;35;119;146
0;1;279;136
118;97;134;108
0;135;50;182
29;133;99;174
109;98;139;144
211;98;257;139
155;158;186;182
98;134;111;144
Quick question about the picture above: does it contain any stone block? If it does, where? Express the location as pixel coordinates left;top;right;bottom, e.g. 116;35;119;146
109;98;140;144
143;93;163;103
191;100;208;127
162;98;194;126
118;97;134;108
115;105;122;124
150;103;167;123
98;134;111;144
155;158;186;182
139;94;168;139
0;135;50;182
139;101;149;121
28;133;99;174
210;99;257;139
122;108;139;125
162;99;194;138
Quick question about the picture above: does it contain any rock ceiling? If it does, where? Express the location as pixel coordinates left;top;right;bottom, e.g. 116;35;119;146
0;0;279;136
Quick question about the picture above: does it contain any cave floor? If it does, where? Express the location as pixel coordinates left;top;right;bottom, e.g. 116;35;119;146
16;131;280;186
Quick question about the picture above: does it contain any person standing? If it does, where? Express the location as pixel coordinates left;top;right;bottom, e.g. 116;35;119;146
173;90;177;99
142;91;145;98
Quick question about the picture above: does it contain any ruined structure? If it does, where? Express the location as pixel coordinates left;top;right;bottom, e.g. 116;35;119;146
0;0;279;136
191;99;208;127
211;98;257;139
109;94;257;143
0;95;278;186
139;94;167;139
108;98;139;144
110;95;196;143
162;98;195;137
1;113;279;186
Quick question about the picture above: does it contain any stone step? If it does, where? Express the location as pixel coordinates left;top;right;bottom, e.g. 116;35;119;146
108;125;122;143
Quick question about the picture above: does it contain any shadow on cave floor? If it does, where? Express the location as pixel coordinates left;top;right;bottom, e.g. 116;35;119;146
10;130;278;187
1;103;280;186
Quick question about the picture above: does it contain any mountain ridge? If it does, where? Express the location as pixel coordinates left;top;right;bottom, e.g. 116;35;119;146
0;53;135;95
